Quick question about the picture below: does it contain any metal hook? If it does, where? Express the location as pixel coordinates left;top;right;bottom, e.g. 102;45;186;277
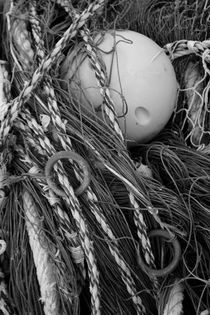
45;151;91;197
137;229;181;277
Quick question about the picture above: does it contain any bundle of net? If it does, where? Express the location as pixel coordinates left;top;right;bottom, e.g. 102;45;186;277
0;1;209;315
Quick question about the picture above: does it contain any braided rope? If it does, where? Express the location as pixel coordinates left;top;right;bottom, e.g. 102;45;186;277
80;27;158;273
0;62;11;205
85;189;147;314
19;102;147;314
23;191;60;315
164;39;210;60
0;240;13;315
18;108;101;315
29;2;146;311
81;28;125;141
57;0;157;284
28;0;88;273
164;39;210;147
0;0;106;146
82;30;157;271
0;62;10;121
16;140;84;265
6;5;101;311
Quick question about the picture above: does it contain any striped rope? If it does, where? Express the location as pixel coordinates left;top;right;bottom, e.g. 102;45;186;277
16;142;85;267
164;39;210;60
81;28;125;141
56;0;157;281
28;0;87;272
17;108;101;315
0;60;14;314
29;3;146;311
0;0;106;146
85;189;147;314
8;7;100;310
19;95;146;314
0;61;10;121
80;27;158;273
80;22;157;272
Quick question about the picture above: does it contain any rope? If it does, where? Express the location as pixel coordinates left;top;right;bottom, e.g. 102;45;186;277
28;5;101;313
0;59;15;314
18;107;101;315
4;3;101;312
50;1;157;311
165;39;210;147
0;239;13;315
80;27;157;275
0;62;10;208
29;1;146;312
0;0;106;146
56;0;158;288
164;39;210;60
81;28;125;141
84;188;147;314
23;191;60;315
16;145;85;267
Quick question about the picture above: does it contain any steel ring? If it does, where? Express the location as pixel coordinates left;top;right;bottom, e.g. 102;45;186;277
45;151;91;197
137;229;181;277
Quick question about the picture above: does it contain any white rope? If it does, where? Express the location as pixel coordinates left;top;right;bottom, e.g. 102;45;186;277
23;191;60;315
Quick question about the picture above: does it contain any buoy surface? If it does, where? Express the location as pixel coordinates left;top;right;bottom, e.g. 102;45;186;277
61;30;178;144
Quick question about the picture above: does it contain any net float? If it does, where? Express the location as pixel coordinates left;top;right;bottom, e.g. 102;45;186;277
61;30;178;145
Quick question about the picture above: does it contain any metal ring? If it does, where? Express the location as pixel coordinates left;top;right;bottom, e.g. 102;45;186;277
137;229;181;277
45;151;91;197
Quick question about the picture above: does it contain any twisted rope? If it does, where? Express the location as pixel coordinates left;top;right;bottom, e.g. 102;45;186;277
164;39;210;60
78;21;159;281
0;0;106;146
0;61;10;121
17;143;85;267
5;3;101;312
29;2;146;312
162;280;184;315
0;62;10;207
56;0;157;281
18;108;101;315
1;48;79;312
81;28;125;141
23;191;60;315
165;39;210;147
19;106;147;314
84;188;147;314
0;240;13;315
0;60;15;313
80;28;158;274
23;3;86;269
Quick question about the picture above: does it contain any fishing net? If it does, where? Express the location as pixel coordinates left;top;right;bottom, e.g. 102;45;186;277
0;1;210;315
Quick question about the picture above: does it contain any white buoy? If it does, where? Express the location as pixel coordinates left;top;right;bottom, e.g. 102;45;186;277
61;30;178;145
